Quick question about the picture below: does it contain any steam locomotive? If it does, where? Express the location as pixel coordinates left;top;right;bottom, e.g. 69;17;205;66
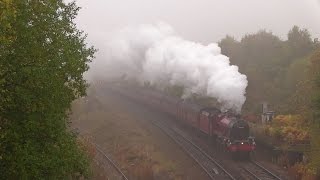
113;84;256;159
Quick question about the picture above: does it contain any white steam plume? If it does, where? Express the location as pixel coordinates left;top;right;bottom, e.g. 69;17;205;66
91;23;247;112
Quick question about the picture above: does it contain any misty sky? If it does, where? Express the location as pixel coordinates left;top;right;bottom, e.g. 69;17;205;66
73;0;320;44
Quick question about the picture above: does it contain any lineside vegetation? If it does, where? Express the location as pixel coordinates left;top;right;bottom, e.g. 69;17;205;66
0;0;96;178
220;27;320;178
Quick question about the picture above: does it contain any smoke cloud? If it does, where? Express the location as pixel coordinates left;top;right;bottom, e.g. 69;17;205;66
91;23;248;112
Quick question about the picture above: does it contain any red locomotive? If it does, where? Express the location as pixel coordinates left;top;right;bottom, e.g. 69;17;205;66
114;84;256;159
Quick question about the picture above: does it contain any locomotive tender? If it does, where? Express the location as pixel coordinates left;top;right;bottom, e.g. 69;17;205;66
114;84;256;159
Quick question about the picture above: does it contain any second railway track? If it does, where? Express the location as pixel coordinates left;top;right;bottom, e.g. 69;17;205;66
240;161;283;180
151;119;236;180
160;120;284;180
75;128;129;180
109;86;286;180
94;143;129;180
154;119;284;180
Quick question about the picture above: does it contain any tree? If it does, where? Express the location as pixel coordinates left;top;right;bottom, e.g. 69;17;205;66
0;0;16;92
308;49;320;175
287;26;314;58
219;35;239;61
287;49;320;177
219;27;316;114
0;0;95;179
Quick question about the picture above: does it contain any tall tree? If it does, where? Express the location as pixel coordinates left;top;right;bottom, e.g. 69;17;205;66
287;25;314;58
309;49;320;175
219;35;239;61
220;27;316;114
0;0;95;178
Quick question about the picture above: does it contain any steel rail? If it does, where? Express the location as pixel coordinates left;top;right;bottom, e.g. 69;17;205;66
94;143;129;180
251;161;282;180
239;161;283;180
74;129;129;180
152;119;236;180
110;86;283;180
152;120;216;179
242;167;262;180
172;126;236;180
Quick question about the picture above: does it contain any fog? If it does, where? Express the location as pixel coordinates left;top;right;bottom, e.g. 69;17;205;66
74;0;320;44
72;0;320;111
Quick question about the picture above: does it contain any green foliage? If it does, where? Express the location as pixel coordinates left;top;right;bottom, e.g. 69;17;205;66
0;0;95;179
308;49;320;174
219;26;320;176
220;28;320;175
219;27;317;114
287;26;314;58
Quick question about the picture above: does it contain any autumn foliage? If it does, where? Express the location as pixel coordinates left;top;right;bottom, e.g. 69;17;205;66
265;115;309;143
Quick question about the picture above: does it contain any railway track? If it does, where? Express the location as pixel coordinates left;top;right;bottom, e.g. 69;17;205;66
109;86;286;180
151;119;236;180
167;122;284;180
168;122;284;180
94;143;129;180
240;161;283;180
74;128;129;180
